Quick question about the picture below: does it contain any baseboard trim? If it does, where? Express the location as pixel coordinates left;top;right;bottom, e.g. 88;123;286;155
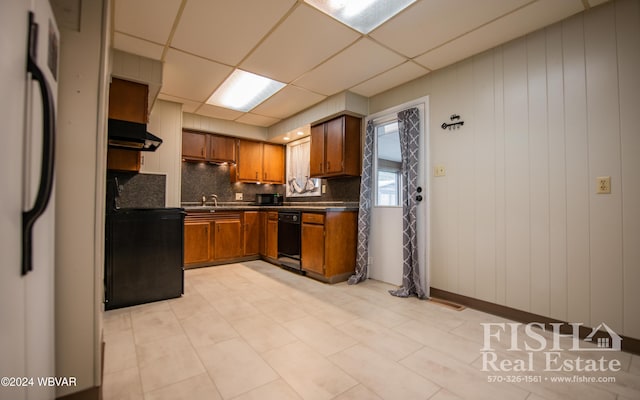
430;287;640;356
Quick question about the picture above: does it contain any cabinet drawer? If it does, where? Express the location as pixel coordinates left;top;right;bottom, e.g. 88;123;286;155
267;211;278;221
302;213;325;224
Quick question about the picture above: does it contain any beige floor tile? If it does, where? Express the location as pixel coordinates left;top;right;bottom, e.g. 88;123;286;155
400;346;528;400
168;292;216;320
130;307;183;345
229;379;302;400
340;299;411;328
198;337;278;399
252;297;309;323
329;344;440;400
333;384;383;400
428;388;464;400
210;296;262;322
144;373;222;400
300;301;357;327
263;341;358;400
102;367;143;400
283;316;358;356
629;354;640;375
387;300;467;332
230;314;297;353
136;334;206;393
103;329;138;374
336;318;423;361
103;309;132;337
181;310;238;348
393;319;482;364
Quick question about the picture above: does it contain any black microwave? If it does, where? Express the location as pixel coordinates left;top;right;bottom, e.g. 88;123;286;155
255;193;283;206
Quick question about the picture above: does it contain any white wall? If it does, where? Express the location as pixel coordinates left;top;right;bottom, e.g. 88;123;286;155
55;0;108;396
370;0;640;340
143;100;183;207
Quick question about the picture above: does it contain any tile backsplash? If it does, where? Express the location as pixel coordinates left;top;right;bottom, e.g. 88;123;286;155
106;172;166;209
181;162;360;204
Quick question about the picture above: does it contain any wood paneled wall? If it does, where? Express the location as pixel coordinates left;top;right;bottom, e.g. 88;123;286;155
370;0;640;339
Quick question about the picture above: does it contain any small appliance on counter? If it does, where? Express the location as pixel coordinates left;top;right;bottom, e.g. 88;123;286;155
254;193;283;206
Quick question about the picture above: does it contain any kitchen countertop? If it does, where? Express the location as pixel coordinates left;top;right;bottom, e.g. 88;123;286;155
181;202;359;213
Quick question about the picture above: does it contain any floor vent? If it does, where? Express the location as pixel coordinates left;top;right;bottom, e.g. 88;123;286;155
428;297;466;311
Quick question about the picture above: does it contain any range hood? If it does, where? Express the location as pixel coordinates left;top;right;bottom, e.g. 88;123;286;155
108;119;162;152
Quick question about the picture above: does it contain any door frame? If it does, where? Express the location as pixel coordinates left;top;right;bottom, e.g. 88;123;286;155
365;96;430;297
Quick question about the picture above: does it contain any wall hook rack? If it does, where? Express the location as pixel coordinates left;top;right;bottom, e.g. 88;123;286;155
441;114;464;130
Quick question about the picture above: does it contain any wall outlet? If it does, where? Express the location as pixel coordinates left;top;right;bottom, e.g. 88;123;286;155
322;184;326;194
434;165;446;177
596;176;611;194
235;192;243;200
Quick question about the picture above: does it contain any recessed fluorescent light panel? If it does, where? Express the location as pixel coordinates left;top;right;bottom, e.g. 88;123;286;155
304;0;416;34
207;70;285;112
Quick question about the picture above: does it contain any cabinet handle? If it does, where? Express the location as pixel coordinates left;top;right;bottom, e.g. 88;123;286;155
327;161;330;171
319;162;322;172
264;172;267;180
256;171;258;180
201;148;204;156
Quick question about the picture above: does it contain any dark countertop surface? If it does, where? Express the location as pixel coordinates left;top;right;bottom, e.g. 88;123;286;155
181;202;359;213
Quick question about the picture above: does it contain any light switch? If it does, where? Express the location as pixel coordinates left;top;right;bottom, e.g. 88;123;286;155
235;192;243;200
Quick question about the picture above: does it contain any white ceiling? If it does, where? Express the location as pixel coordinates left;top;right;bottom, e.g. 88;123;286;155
112;0;606;128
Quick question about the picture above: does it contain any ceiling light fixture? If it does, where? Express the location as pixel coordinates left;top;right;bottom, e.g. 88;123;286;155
304;0;416;34
283;136;290;141
297;131;304;136
207;69;285;112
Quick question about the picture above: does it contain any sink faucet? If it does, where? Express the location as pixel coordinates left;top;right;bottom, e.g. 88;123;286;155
201;194;207;206
210;194;218;207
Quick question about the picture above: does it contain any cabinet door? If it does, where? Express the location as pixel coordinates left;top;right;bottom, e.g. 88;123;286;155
324;116;345;175
182;131;207;160
107;147;140;172
184;222;211;266
266;213;278;259
237;140;263;182
309;123;325;177
209;134;236;163
262;143;284;183
244;211;260;256
301;222;325;275
214;219;243;260
108;78;148;123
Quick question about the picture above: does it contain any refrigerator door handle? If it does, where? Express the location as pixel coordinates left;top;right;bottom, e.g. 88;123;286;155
22;12;56;276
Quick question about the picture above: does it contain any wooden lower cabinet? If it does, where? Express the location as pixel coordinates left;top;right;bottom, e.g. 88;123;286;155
244;211;260;256
184;221;210;264
213;218;242;260
265;212;278;260
184;211;242;268
301;211;357;283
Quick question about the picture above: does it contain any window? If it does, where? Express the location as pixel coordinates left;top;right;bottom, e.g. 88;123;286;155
375;120;402;206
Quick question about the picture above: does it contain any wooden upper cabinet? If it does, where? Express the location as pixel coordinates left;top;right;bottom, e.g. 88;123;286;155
262;143;284;184
310;124;325;177
235;140;263;182
310;115;361;178
182;130;207;160
208;134;236;163
232;140;285;184
108;78;148;123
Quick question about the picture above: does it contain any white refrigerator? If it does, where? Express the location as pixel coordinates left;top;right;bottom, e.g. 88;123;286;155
0;0;59;399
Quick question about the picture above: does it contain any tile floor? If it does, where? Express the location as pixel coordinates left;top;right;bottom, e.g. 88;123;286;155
103;261;640;400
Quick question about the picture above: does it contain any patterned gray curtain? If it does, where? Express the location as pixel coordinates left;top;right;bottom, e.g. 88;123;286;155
389;108;426;299
348;120;375;285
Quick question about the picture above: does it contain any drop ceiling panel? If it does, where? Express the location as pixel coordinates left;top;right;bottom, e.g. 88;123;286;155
114;0;182;44
162;49;232;102
157;93;201;113
195;104;245;121
293;38;406;96
171;0;296;66
370;0;531;58
252;85;327;119
240;4;360;83
236;113;281;127
414;0;584;70
113;33;164;61
350;61;430;97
